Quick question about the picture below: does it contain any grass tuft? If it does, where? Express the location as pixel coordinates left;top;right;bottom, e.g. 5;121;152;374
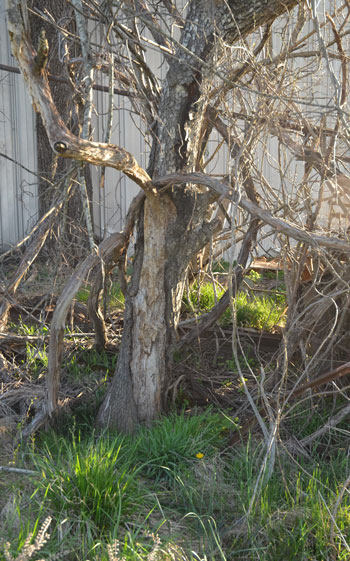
30;431;140;533
133;410;231;480
2;412;350;560
183;281;286;331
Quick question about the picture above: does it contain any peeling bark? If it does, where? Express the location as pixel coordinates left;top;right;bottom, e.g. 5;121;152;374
7;0;307;434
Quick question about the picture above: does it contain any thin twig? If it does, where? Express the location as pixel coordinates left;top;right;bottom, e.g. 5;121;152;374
0;465;36;475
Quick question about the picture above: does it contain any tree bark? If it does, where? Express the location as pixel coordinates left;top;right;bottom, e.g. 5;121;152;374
97;0;303;430
29;0;73;216
7;0;303;433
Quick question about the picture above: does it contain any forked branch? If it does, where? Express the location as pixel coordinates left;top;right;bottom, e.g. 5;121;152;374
154;172;350;253
6;0;155;195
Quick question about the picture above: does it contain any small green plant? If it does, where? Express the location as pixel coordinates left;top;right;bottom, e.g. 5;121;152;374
76;282;125;310
183;281;225;313
108;281;125;309
63;348;117;380
31;431;141;534
76;287;90;303
133;410;231;480
10;318;49;337
246;270;261;283
223;352;257;373
23;343;48;378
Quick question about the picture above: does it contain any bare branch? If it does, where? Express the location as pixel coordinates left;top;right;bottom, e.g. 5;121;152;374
6;0;155;194
154;172;350;253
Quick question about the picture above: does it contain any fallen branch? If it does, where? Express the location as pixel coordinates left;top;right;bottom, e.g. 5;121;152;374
298;402;350;447
0;332;96;349
0;465;36;475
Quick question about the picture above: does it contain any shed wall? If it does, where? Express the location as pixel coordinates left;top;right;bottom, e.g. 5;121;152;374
0;4;38;251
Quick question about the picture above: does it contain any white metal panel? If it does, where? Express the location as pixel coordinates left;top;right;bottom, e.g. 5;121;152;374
0;0;348;252
0;3;38;251
91;81;143;239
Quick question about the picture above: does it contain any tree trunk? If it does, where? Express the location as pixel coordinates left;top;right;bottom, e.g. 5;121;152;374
30;1;93;256
97;0;302;431
29;0;73;214
8;0;302;433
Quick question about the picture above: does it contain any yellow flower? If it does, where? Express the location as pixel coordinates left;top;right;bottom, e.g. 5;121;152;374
196;452;204;459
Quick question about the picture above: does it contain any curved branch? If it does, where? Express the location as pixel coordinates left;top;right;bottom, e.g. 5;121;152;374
154;172;350;253
87;193;145;350
7;0;155;194
46;192;145;417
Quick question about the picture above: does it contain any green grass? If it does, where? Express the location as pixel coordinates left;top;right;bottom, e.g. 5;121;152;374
10;318;117;383
10;318;49;337
63;347;117;381
76;281;125;310
9;318;50;380
230;291;286;330
31;431;141;533
133;410;232;480
183;281;286;331
2;411;350;560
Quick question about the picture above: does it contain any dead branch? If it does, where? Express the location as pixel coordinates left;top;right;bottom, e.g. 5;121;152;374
154;172;350;253
0;332;94;349
291;361;350;398
0;63;136;97
88;192;144;350
6;0;156;195
229;361;350;445
0;194;66;330
327;13;347;107
298;402;350;447
0;465;36;475
87;266;109;351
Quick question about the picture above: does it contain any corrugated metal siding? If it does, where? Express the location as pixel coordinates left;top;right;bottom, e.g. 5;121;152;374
0;1;348;249
91;85;143;239
0;3;38;250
